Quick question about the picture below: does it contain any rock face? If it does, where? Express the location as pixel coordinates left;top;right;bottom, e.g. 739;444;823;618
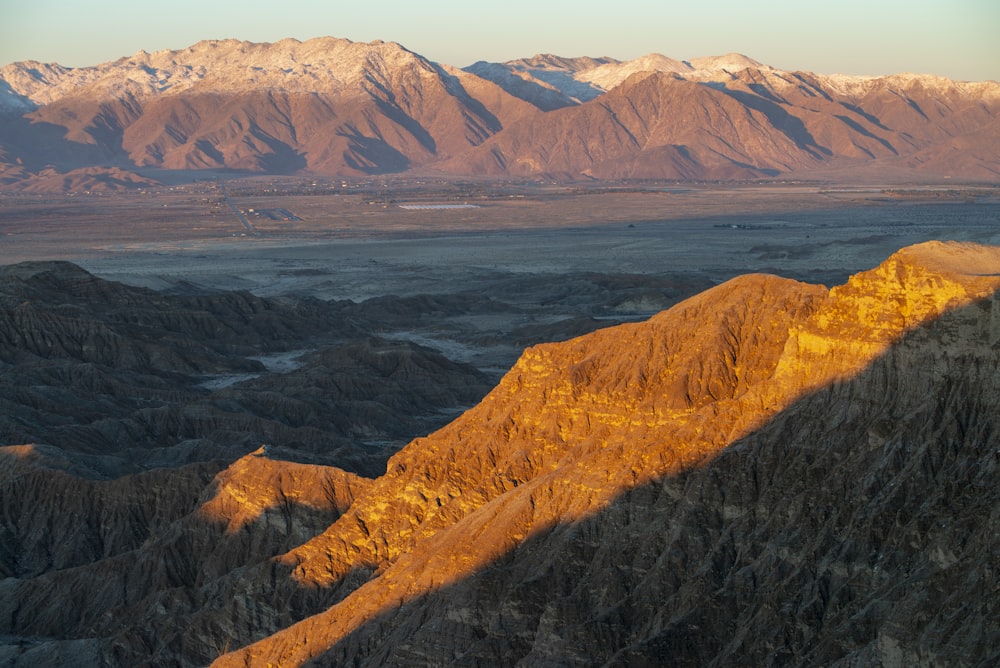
2;242;999;666
1;38;998;187
212;241;1000;667
0;258;649;664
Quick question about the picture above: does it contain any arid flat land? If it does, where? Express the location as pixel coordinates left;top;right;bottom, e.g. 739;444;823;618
2;179;999;303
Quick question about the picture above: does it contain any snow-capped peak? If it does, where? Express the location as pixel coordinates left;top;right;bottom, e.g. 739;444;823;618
0;37;434;106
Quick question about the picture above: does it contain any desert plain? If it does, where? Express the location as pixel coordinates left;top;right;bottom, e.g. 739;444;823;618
4;179;999;291
4;178;998;378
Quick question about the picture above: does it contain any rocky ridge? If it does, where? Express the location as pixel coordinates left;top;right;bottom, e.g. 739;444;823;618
203;240;999;666
463;51;770;109
445;66;1000;179
0;37;536;178
0;445;369;666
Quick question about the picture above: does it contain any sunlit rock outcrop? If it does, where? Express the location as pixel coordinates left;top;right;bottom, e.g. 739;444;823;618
216;241;1000;666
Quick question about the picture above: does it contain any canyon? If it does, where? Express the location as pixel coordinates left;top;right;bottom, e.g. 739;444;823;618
213;240;1000;666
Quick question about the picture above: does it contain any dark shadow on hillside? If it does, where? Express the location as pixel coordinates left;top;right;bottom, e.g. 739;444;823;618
6;283;997;667
0;448;377;667
302;291;1000;666
709;84;832;160
461;62;580;112
834;114;899;156
361;77;437;154
789;72;834;103
432;64;506;134
243;126;307;174
193;138;227;166
838;101;891;131
337;125;411;174
0;114;130;171
371;96;437;154
0;262;495;479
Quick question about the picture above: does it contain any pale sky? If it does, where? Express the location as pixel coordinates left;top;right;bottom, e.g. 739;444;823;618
1;0;997;81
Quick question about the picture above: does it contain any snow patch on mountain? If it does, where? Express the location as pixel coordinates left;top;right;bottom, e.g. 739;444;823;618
466;51;777;105
0;80;36;113
0;37;437;105
5;38;997;111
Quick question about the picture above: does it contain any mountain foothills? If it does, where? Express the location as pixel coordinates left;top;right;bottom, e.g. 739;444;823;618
1;37;999;189
1;241;998;665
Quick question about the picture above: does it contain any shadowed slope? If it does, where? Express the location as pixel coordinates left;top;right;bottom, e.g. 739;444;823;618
215;241;1000;666
0;262;495;478
0;447;370;666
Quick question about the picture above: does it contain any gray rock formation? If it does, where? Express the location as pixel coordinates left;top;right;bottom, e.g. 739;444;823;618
0;261;495;477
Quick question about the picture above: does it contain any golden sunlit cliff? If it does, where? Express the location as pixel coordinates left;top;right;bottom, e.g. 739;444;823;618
212;241;1000;667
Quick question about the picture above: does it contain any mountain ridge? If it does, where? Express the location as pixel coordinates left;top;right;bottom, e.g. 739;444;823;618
2;37;998;188
0;37;538;179
207;240;1000;666
444;64;1000;179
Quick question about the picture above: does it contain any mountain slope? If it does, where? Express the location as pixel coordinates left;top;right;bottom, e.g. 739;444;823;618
0;37;538;178
1;243;997;665
0;445;369;666
2;41;999;187
212;241;1000;666
462;51;766;110
463;54;622;110
443;66;1000;179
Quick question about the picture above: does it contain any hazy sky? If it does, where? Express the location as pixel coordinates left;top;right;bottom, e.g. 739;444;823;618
1;0;997;80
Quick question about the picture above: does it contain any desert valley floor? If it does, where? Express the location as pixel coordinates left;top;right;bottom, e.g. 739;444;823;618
5;181;999;296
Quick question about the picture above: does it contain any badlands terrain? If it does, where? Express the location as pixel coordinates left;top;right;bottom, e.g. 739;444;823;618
1;180;999;665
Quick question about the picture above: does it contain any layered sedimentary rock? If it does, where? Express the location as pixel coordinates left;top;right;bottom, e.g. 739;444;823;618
216;241;1000;667
0;446;368;666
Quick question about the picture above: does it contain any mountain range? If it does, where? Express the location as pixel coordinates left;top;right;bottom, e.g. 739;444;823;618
2;36;999;189
2;240;998;665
